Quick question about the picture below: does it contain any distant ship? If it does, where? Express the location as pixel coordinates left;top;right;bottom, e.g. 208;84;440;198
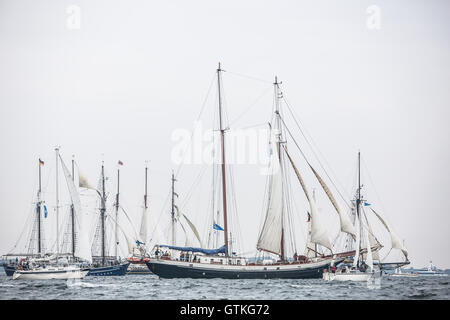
414;261;448;276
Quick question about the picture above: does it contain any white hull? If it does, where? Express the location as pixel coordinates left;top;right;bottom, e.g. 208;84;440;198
323;270;381;282
13;267;89;280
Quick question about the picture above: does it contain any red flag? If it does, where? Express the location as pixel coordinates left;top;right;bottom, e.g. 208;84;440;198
39;159;44;166
118;160;123;166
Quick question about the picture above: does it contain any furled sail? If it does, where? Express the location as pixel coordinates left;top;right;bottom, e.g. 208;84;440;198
308;165;356;238
139;206;147;244
353;215;360;268
370;208;408;260
257;134;284;256
364;225;373;271
60;157;92;263
284;148;332;251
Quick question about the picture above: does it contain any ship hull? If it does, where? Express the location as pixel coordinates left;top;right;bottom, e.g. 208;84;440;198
87;262;129;276
146;258;341;279
2;264;16;276
323;269;381;282
12;268;89;280
127;263;152;275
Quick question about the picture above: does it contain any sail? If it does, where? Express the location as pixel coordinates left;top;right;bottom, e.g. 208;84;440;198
139;206;147;244
364;226;373;271
309;165;356;238
256;134;283;256
284;148;332;251
364;211;380;261
371;208;408;260
78;170;95;190
182;214;203;247
353;216;360;268
59;157;92;263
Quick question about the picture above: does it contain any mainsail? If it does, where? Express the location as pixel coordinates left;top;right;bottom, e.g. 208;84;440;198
256;134;284;256
370;208;408;260
60;156;92;263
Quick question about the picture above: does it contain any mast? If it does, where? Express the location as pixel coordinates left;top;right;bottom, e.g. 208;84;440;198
71;156;75;259
274;76;285;261
171;172;176;246
55;147;60;261
217;63;230;256
115;165;120;259
37;159;42;255
144;165;148;210
356;151;362;265
100;161;106;265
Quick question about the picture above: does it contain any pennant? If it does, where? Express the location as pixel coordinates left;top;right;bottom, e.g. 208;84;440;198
213;223;224;231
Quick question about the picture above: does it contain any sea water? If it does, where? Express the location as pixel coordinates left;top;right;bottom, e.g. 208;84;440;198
0;268;448;300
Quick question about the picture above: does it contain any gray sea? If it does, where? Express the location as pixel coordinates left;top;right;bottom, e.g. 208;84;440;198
0;267;448;300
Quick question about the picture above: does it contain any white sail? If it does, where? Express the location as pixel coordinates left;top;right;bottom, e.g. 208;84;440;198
364;212;380;261
257;135;283;256
353;215;360;268
364;226;373;271
371;208;408;260
284;148;332;251
59;157;92;263
139;206;147;244
309;165;356;238
182;214;203;247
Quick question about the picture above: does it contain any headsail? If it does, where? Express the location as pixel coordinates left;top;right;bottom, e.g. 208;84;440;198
370;208;408;260
284;147;332;251
139;206;147;244
60;156;92;263
182;214;203;248
308;165;356;238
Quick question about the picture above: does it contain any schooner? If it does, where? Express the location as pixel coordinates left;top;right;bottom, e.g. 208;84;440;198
145;64;362;279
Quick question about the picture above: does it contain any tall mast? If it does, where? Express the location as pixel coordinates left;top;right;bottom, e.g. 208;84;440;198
171;172;176;246
144;165;148;210
55;147;60;260
37;159;42;255
71;155;75;259
356;151;361;264
217;62;229;256
274;76;285;261
115;165;120;259
101;161;106;265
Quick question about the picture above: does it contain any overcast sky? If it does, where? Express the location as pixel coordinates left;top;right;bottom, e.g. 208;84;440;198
1;0;449;268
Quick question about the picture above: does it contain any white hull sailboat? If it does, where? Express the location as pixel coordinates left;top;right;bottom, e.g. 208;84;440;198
13;148;94;280
13;266;89;280
323;268;381;282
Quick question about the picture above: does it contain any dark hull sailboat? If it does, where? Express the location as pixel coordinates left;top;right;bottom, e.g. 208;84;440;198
146;257;342;279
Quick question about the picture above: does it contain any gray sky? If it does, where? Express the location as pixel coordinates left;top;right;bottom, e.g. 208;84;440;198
1;0;449;268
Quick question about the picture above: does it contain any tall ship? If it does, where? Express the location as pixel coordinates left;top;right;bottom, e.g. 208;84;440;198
126;164;152;274
11;148;91;280
146;64;370;279
84;161;130;276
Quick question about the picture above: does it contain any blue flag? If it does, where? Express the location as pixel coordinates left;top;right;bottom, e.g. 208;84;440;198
364;202;371;206
213;223;224;231
43;205;48;218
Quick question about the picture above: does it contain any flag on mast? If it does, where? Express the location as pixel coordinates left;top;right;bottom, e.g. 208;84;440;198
39;159;44;166
118;160;123;166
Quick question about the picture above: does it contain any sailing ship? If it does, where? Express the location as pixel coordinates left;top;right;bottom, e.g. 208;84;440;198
84;161;130;276
145;64;368;279
12;148;91;280
127;165;152;274
323;152;410;281
2;157;47;276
